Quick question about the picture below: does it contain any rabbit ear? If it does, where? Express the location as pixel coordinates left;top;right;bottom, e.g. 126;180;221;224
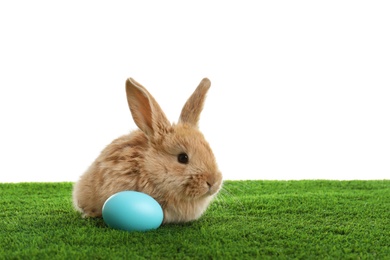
179;78;211;127
126;78;170;137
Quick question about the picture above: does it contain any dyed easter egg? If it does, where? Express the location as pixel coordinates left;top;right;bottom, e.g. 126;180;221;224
102;191;163;232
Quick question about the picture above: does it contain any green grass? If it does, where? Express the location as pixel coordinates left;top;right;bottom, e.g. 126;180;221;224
1;180;389;259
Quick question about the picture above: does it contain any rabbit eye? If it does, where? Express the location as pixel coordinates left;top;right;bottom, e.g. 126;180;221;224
177;153;189;164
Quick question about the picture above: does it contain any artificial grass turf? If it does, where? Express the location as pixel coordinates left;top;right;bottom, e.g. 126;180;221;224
0;181;389;259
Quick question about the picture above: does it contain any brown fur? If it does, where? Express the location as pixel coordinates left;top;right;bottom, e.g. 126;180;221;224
72;78;222;223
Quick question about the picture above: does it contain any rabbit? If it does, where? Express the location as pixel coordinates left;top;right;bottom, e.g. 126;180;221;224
72;77;223;224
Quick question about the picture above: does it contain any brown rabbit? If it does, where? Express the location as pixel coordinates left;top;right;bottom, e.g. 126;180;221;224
72;78;222;224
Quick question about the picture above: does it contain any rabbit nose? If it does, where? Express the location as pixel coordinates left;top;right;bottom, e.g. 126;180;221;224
206;175;215;188
206;174;219;192
205;171;222;194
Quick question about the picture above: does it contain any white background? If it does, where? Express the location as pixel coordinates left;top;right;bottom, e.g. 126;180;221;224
0;1;389;182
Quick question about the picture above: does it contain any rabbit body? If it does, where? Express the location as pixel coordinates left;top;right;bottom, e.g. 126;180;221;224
72;78;222;224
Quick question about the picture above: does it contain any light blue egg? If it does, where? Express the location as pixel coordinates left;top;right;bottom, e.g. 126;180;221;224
102;191;164;232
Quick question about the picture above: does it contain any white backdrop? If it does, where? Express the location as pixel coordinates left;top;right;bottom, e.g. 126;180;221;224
0;1;389;182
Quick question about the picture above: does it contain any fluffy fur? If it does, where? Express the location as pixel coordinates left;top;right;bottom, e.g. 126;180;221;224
72;78;222;224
